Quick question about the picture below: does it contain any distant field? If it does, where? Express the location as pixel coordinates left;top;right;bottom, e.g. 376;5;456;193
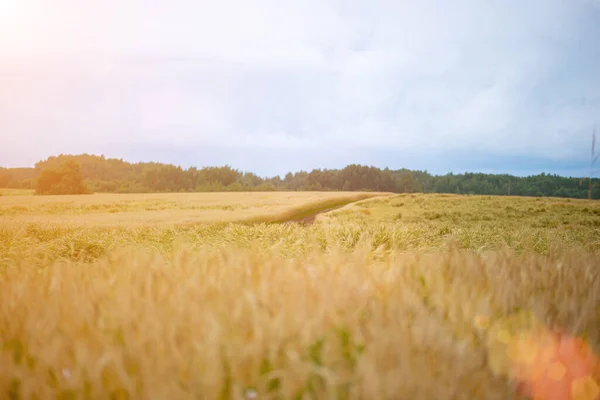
1;193;599;399
0;188;34;196
0;191;383;227
321;193;600;252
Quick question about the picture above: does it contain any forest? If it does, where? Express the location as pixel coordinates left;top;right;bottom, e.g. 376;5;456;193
1;153;599;199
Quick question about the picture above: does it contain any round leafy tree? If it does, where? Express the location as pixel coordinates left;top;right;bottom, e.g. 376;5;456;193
35;160;89;195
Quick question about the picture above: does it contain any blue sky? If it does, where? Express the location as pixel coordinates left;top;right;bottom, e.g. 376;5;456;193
1;0;599;177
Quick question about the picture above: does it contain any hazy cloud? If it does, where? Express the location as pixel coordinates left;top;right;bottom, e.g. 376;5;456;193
1;0;599;176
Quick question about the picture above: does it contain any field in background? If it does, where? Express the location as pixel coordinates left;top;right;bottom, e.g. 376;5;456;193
1;193;599;399
0;188;34;196
0;192;382;227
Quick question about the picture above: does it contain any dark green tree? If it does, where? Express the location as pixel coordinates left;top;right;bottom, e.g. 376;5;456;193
35;160;89;195
1;153;598;198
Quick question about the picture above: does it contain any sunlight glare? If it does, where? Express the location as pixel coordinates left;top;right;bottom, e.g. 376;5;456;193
0;0;24;30
0;0;35;54
0;0;19;17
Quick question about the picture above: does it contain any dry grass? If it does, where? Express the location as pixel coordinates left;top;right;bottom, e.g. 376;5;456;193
1;193;599;399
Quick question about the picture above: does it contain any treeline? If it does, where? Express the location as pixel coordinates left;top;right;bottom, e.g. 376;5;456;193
1;154;599;199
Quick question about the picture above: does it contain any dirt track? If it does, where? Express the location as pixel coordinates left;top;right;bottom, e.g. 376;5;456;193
285;204;348;226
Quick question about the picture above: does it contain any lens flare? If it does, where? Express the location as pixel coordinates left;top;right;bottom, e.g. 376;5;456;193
480;310;600;400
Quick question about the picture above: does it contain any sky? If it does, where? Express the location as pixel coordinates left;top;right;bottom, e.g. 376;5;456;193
1;0;599;177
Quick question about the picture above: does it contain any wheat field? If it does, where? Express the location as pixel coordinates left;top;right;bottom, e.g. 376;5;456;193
1;192;599;400
0;192;381;227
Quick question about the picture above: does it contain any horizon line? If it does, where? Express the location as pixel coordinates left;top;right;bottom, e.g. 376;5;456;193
1;152;598;181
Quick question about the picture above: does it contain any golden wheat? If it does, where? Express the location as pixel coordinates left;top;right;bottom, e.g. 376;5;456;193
1;193;599;399
0;192;383;227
